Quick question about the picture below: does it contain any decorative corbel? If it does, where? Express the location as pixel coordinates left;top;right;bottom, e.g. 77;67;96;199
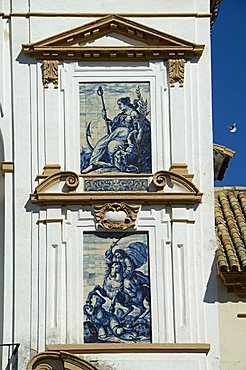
168;59;186;87
42;60;59;88
93;202;140;230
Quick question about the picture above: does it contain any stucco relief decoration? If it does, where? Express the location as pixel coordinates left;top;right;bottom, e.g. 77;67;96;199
152;171;167;191
80;82;151;175
83;231;151;343
168;59;186;87
94;202;140;230
42;60;59;88
65;172;80;190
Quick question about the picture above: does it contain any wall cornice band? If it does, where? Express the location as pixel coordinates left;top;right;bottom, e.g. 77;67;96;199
1;12;212;19
46;343;211;354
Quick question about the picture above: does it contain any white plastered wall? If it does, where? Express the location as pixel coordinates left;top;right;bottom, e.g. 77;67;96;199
0;1;220;369
217;280;246;370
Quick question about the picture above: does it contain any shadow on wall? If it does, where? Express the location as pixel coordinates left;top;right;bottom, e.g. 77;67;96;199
0;129;4;366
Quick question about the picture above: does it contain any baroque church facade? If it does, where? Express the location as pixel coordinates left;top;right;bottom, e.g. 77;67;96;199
1;0;240;369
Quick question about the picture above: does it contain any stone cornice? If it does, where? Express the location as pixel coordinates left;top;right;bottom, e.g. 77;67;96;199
46;343;210;354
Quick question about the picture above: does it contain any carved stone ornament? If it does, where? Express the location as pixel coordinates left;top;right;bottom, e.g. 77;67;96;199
22;15;204;88
94;202;140;230
42;60;59;88
65;172;80;190
30;166;203;205
210;0;223;32
152;168;198;194
26;351;98;370
33;170;80;200
168;59;186;87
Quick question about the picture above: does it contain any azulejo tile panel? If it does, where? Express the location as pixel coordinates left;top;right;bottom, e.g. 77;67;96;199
83;231;152;343
80;82;152;174
84;178;149;192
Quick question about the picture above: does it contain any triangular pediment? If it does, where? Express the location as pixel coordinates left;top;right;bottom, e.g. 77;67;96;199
80;33;148;47
22;14;204;61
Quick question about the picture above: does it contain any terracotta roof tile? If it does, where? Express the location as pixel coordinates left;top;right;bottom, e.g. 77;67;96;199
215;188;246;272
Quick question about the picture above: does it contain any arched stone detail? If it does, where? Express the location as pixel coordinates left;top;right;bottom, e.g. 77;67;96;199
152;170;200;194
35;171;80;193
27;351;98;370
30;168;202;206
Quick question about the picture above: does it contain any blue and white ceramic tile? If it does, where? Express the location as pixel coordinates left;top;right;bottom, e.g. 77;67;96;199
80;82;152;174
84;178;149;192
83;231;152;343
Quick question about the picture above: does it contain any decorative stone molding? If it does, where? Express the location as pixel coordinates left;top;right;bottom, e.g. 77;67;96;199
168;59;186;87
26;351;98;370
34;170;80;194
42;60;59;88
65;172;80;190
1;161;14;174
30;169;202;206
46;343;211;354
36;218;63;225
22;15;204;88
37;164;61;179
94;202;140;230
210;0;223;32
171;219;195;224
152;171;166;191
1;12;212;19
22;15;204;61
26;345;211;370
169;163;194;181
152;170;199;194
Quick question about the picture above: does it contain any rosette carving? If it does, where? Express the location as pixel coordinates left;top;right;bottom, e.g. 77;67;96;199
65;173;80;191
94;202;140;230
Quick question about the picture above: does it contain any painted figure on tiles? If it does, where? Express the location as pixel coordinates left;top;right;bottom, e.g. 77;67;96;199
83;232;151;343
80;83;151;174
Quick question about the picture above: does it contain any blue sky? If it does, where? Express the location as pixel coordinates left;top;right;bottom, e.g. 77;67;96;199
212;1;246;186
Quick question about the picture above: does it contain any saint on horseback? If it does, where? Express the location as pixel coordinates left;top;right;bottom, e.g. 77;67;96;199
84;235;151;342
